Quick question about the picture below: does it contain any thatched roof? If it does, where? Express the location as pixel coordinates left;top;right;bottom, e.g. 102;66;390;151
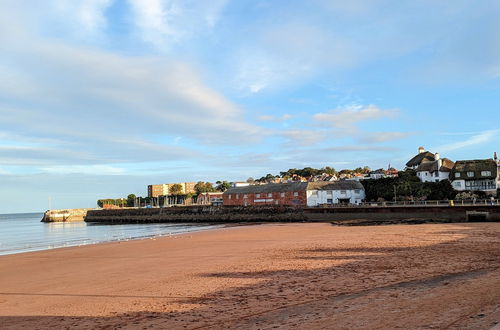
416;158;454;173
450;159;498;180
224;181;364;195
406;151;435;167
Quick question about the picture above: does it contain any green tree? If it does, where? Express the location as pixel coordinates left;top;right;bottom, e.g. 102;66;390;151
127;194;136;207
169;184;183;195
216;180;232;192
194;181;216;194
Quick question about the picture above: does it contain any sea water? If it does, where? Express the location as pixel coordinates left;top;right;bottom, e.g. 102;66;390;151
0;212;223;256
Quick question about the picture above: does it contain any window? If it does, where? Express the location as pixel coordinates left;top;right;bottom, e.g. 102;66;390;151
467;172;474;177
455;173;461;178
354;189;360;194
293;192;298;197
228;194;232;199
340;190;346;194
481;171;491;176
236;194;239;199
434;172;439;177
326;191;333;196
280;192;285;197
327;198;333;204
243;194;248;198
256;193;260;198
267;193;272;198
311;191;318;196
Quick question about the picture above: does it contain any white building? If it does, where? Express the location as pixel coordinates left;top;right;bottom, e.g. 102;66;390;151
306;181;365;206
416;153;454;183
450;157;500;196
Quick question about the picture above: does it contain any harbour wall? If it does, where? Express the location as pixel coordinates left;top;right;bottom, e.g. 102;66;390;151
41;208;93;222
84;205;500;224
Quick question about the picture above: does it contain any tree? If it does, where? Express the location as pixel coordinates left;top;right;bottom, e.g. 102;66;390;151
127;194;136;207
169;184;183;195
194;181;216;194
216;180;232;192
323;166;338;176
246;177;255;183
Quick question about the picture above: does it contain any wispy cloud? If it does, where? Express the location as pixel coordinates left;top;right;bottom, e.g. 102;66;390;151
258;114;293;122
433;129;500;153
127;0;228;50
51;0;114;32
313;105;399;129
359;132;415;144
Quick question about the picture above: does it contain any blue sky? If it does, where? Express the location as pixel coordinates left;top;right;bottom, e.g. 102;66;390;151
1;0;499;213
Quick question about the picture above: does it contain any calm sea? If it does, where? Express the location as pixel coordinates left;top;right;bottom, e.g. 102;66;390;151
0;213;223;256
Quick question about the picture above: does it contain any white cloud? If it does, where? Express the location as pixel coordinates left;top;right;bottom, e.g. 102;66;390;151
433;129;500;153
280;130;327;146
41;165;126;175
313;105;399;129
360;132;414;144
258;114;293;122
127;0;228;50
51;0;114;32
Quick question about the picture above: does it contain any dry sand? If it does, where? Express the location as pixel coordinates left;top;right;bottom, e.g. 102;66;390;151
0;222;499;329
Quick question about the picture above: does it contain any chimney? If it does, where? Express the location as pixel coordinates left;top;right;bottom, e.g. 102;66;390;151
435;152;442;169
418;146;425;154
495;152;498;161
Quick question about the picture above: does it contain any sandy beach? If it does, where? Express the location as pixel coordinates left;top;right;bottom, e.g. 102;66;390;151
0;222;499;329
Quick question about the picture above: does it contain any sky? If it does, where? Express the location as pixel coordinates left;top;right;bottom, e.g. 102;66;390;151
1;0;499;213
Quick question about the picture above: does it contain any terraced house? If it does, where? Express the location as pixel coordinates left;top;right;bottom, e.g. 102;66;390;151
223;181;365;207
450;156;500;195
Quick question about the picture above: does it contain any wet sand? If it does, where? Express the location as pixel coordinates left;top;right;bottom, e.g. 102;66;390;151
0;222;499;329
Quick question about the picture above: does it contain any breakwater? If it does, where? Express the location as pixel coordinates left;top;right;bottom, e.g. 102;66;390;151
41;208;92;222
83;205;500;224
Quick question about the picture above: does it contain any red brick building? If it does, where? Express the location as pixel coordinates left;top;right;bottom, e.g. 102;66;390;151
223;181;365;207
223;182;308;206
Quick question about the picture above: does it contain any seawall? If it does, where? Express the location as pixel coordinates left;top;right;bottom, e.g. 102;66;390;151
84;205;500;224
41;208;93;222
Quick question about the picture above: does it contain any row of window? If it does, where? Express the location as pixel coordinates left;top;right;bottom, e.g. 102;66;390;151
227;192;300;199
455;171;491;178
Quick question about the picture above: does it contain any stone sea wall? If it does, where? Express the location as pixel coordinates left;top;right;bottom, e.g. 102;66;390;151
83;205;500;224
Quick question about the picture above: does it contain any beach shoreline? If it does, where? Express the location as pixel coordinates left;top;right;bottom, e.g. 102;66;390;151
0;222;499;329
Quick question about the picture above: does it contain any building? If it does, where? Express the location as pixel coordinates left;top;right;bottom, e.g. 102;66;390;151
231;182;251;188
222;181;365;207
416;153;455;182
406;147;435;170
197;192;223;206
147;182;197;198
449;157;500;195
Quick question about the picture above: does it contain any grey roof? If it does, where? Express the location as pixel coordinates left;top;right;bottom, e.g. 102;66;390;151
223;181;364;195
406;151;435;167
450;159;499;180
416;158;455;173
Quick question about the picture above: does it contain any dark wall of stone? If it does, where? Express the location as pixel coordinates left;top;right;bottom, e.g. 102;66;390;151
84;205;500;224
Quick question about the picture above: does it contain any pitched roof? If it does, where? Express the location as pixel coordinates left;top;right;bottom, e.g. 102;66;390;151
416;158;455;173
406;151;435;167
450;159;498;180
223;181;364;195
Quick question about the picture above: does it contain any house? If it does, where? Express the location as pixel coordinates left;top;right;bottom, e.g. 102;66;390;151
406;147;435;170
369;169;386;180
416;153;455;182
222;181;365;207
197;192;223;206
449;157;500;196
